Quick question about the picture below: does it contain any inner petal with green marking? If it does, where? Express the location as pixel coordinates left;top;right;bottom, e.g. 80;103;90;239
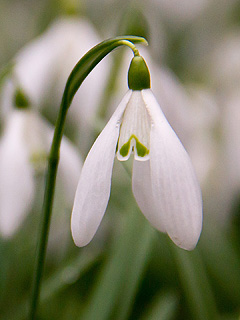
117;91;151;161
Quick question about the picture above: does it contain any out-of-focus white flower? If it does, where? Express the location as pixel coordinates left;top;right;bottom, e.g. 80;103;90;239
185;86;219;186
150;66;193;147
0;109;82;238
198;87;239;224
71;84;202;250
222;90;240;195
153;72;219;188
201;30;240;222
149;0;208;26
208;31;240;89
1;16;108;152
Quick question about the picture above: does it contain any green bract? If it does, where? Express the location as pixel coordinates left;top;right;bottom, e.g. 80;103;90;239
128;56;151;90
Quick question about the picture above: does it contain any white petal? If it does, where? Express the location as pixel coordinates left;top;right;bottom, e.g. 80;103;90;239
0;111;35;238
132;160;165;232
71;91;131;247
142;89;202;250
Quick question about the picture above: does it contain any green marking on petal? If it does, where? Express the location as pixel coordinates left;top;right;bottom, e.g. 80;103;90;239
119;134;149;158
136;139;149;157
120;139;131;157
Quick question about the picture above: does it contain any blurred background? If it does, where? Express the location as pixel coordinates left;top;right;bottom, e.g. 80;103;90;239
0;0;240;319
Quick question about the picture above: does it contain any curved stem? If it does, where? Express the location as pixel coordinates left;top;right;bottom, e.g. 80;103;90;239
117;40;140;56
29;36;147;320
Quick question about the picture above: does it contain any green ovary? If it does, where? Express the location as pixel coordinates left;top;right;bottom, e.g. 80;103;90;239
119;135;149;158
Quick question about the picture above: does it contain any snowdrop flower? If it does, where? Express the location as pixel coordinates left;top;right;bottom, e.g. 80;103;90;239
1;16;108;153
223;91;240;190
208;31;240;90
0;92;82;238
71;55;202;250
149;0;208;26
111;49;218;188
213;90;240;222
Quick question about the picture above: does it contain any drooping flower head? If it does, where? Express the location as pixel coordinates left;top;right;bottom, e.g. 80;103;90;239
71;52;202;250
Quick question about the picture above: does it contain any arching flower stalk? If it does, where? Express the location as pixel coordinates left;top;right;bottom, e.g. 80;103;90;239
28;37;149;320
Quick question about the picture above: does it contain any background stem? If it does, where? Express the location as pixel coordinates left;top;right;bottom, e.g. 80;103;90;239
29;99;68;320
29;156;59;320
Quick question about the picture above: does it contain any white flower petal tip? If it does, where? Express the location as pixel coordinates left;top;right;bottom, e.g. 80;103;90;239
71;91;131;247
141;89;203;251
167;186;202;251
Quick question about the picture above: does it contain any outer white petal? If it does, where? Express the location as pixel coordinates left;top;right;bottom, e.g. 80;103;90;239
0;111;35;238
142;89;202;250
132;160;165;232
71;91;131;247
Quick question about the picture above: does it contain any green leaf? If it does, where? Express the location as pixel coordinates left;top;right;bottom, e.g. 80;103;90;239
40;251;101;302
200;219;240;307
81;205;155;320
140;291;179;320
170;242;219;320
2;250;101;320
0;240;9;305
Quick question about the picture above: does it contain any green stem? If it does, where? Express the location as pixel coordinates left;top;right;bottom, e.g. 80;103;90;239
29;35;147;320
29;156;59;319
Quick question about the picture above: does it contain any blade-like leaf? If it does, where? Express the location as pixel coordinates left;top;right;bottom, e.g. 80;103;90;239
81;204;155;320
2;250;101;320
170;242;219;320
200;219;240;307
140;291;179;320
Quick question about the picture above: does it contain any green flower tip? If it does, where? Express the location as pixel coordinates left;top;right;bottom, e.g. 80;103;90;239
128;55;151;90
14;88;30;109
